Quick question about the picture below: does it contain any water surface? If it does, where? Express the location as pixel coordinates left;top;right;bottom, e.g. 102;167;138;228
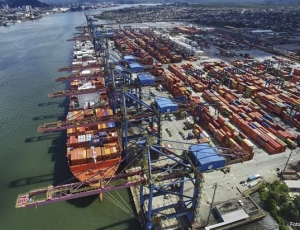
0;8;140;230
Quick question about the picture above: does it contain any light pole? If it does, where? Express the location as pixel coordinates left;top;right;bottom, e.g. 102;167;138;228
206;183;218;226
282;149;293;180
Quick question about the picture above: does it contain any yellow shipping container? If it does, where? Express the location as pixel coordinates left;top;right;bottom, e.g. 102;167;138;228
82;149;87;159
231;80;238;89
226;122;235;132
286;138;294;145
243;139;254;149
67;128;75;134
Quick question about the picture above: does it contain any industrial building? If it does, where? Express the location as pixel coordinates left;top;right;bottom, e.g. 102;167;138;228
284;180;300;193
206;197;260;230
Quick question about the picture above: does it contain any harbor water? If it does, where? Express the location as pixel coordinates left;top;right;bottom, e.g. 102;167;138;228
0;6;279;230
0;7;140;230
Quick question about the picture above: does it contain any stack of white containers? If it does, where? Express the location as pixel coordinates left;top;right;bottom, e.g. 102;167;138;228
78;134;92;143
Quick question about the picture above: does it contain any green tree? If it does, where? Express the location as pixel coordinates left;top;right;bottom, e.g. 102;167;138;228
293;195;300;214
259;180;293;230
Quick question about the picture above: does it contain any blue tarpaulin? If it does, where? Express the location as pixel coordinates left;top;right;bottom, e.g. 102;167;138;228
124;55;136;62
137;74;155;85
129;63;143;71
155;98;178;113
189;143;226;172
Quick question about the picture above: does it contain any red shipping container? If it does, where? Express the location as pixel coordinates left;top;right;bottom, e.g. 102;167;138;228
250;129;260;140
267;127;277;135
212;120;220;129
265;143;276;154
223;126;231;134
226;132;232;138
216;135;223;143
208;123;215;133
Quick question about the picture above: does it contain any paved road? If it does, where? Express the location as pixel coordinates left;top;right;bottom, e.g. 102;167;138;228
203;148;300;202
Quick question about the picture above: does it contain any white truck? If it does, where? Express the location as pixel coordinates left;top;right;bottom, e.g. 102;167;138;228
248;181;259;188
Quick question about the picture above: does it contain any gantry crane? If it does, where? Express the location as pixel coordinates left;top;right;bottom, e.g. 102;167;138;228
16;136;237;230
264;75;284;91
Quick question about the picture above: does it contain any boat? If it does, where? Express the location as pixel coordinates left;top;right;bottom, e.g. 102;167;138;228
30;14;42;20
3;21;12;27
65;39;122;200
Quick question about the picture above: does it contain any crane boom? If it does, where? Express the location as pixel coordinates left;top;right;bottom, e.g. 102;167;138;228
38;115;120;133
16;170;144;208
15;159;196;209
48;87;107;98
54;72;105;82
37;111;155;133
57;63;101;72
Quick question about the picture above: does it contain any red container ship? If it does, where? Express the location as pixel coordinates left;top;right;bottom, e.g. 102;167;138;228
65;40;122;199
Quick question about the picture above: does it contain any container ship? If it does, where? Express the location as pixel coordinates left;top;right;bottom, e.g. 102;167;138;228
65;39;121;196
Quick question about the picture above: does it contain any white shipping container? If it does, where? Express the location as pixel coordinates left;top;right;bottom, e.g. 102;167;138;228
194;50;205;57
81;69;91;75
72;61;82;66
243;139;254;148
201;131;209;139
248;181;258;188
267;132;277;140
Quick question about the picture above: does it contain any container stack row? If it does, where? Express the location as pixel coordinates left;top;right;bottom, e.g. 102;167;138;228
254;92;300;128
198;106;254;161
202;87;297;153
69;143;120;166
168;64;208;92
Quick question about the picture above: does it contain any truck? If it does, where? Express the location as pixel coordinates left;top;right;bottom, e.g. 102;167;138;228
185;118;194;129
248;181;259;188
247;174;261;182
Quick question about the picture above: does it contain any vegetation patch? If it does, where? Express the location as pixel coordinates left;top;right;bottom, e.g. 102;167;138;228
260;180;300;230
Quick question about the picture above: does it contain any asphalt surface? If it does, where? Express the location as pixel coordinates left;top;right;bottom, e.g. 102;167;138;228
121;22;300;227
